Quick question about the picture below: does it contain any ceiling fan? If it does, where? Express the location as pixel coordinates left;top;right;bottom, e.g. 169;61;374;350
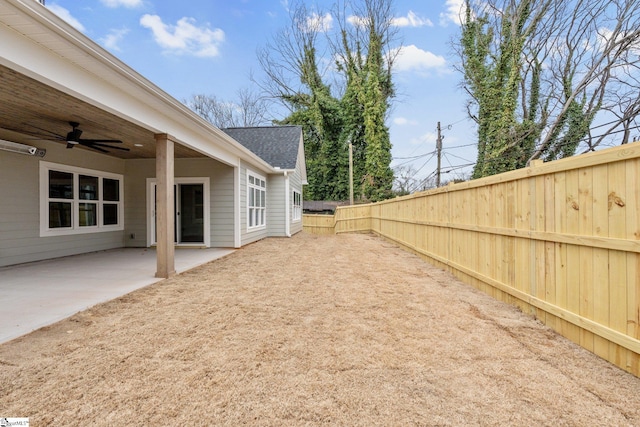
7;121;130;154
63;121;129;153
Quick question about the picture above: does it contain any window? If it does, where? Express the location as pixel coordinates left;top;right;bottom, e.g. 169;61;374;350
247;171;266;230
103;178;120;226
292;190;302;222
40;162;124;236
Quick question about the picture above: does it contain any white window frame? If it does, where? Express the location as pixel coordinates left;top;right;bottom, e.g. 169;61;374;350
247;170;267;231
39;161;124;237
292;190;302;222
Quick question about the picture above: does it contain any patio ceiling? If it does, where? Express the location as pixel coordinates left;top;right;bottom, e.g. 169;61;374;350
0;64;204;160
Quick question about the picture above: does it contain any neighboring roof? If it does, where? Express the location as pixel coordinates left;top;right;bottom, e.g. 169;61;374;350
303;200;350;213
222;126;302;170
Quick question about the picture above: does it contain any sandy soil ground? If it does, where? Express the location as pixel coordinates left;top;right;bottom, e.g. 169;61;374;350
1;232;639;426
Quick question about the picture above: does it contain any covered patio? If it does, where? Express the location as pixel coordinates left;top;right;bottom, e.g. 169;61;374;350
0;247;234;343
0;0;276;277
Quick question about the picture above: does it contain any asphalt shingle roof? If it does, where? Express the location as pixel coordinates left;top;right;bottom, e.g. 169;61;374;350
222;126;302;170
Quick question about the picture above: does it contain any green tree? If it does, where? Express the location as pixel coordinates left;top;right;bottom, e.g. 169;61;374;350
361;27;394;200
461;0;548;178
458;0;640;178
258;0;398;202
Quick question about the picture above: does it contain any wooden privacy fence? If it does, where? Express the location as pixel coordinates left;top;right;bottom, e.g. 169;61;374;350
302;214;336;235
303;142;640;376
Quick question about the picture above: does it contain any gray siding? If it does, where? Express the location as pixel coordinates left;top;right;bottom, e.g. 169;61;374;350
123;159;151;247
0;133;304;267
0;141;125;267
209;164;235;247
177;158;235;247
124;158;235;248
289;168;303;235
240;161;269;245
267;175;286;237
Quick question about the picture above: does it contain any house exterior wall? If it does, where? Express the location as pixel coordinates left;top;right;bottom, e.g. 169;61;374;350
240;160;269;246
267;174;286;237
124;158;235;248
239;137;306;242
0;141;125;267
289;168;303;236
0;132;304;267
0;145;238;267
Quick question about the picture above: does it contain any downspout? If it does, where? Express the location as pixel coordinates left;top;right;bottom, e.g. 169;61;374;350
234;159;241;248
284;171;291;237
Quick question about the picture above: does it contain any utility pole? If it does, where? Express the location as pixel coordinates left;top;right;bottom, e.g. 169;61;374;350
349;141;354;205
436;121;443;187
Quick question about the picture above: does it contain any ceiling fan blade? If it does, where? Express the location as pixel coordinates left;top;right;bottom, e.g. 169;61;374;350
25;124;66;139
79;139;123;143
87;142;130;151
81;143;109;153
1;125;64;140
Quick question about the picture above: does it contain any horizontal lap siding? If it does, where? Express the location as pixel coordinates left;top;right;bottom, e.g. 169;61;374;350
210;165;234;247
240;161;268;246
125;158;235;248
123;159;153;248
0;142;125;267
268;175;286;237
289;167;303;235
176;159;235;247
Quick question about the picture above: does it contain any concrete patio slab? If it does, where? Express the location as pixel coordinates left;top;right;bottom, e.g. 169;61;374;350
0;247;234;343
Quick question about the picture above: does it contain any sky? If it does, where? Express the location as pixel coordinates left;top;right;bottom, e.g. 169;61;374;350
45;0;478;187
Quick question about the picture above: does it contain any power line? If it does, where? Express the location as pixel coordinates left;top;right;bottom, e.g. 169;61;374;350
444;151;474;164
443;142;477;150
392;149;437;161
407;115;639;188
444;117;469;128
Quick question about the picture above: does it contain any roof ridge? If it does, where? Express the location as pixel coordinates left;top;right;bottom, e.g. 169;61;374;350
221;125;300;130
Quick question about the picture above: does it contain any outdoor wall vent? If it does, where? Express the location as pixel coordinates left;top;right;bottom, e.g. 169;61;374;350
0;139;46;157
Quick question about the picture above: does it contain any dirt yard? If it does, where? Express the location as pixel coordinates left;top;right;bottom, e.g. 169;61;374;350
1;233;639;426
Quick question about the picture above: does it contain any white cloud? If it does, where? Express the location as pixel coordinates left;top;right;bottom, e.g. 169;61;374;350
411;131;437;145
440;0;465;26
393;45;446;73
101;28;129;51
47;4;86;32
101;0;143;8
392;11;433;28
305;12;333;32
347;15;369;27
596;27;640;55
394;117;418;126
140;15;225;58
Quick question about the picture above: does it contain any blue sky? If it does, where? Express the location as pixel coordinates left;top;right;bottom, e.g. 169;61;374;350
46;0;477;186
